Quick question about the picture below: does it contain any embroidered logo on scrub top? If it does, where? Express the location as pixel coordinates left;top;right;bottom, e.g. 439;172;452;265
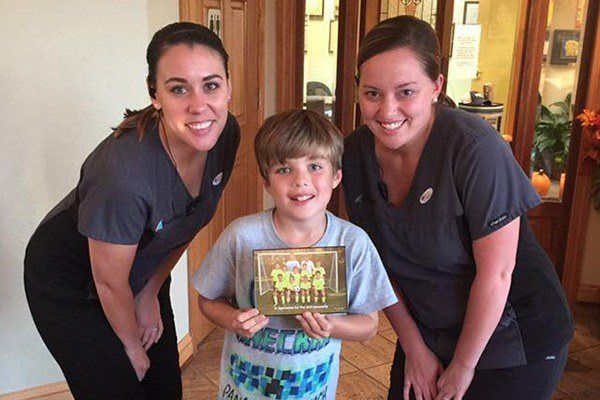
488;213;508;229
419;188;434;204
212;172;223;186
155;220;163;232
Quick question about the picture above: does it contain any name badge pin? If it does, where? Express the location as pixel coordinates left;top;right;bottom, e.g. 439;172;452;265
212;172;223;186
419;188;433;204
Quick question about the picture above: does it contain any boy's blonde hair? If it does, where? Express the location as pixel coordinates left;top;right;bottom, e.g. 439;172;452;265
254;109;344;181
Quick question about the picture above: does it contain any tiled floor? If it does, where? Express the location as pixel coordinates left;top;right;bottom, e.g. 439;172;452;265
182;302;600;399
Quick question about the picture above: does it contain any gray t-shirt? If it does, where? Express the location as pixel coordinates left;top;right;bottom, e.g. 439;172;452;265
194;210;397;400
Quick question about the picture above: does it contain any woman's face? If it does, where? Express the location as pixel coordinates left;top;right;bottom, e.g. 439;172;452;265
152;44;231;153
358;47;443;152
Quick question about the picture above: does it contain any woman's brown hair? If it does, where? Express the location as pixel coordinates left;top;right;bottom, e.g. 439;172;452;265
357;15;455;107
113;22;229;138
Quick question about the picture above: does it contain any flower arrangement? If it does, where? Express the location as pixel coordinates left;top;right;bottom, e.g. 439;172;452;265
576;109;600;210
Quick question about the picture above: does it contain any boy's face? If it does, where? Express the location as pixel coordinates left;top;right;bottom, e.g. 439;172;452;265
265;155;342;227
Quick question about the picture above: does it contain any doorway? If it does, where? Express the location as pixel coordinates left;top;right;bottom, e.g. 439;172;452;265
180;0;265;348
277;0;599;301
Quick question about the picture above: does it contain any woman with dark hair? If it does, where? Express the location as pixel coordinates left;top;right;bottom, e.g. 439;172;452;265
342;16;573;400
24;22;239;399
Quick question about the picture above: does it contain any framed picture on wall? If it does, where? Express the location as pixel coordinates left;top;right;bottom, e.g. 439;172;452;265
329;19;338;53
306;0;324;19
551;30;580;65
463;1;479;25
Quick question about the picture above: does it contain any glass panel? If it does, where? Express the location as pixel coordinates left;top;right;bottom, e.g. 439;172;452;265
303;0;339;121
531;0;588;201
380;0;438;28
446;0;522;145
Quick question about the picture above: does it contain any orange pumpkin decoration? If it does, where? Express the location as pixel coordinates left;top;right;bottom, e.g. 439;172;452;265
531;170;551;197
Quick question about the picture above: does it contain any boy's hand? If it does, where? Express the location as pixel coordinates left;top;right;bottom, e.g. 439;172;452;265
230;308;269;338
296;312;332;339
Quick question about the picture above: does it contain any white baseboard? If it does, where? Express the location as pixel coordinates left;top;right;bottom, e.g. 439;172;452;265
1;333;194;400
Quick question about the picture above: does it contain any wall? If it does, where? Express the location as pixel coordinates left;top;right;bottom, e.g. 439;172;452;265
446;0;521;135
471;0;520;116
0;0;183;394
581;205;600;286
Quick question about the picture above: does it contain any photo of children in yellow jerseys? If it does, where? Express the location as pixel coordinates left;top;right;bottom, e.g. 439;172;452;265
254;246;347;316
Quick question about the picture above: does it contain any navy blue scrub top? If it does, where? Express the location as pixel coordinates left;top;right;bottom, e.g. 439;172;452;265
342;106;573;369
26;113;240;300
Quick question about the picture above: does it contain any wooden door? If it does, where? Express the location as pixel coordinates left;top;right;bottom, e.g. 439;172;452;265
180;0;264;348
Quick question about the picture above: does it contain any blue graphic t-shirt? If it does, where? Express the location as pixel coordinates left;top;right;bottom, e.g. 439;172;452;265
193;210;397;400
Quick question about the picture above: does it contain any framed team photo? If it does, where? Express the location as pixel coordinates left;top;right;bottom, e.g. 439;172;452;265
253;246;347;316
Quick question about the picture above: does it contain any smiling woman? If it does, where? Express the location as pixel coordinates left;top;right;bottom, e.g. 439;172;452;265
343;15;573;400
23;22;240;399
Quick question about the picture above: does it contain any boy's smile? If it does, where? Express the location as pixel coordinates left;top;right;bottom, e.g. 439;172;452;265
265;156;342;234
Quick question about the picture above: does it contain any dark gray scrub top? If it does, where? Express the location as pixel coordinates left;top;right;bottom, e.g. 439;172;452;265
26;113;240;300
342;106;573;369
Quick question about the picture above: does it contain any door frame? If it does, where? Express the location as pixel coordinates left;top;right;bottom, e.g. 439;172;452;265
275;0;361;216
179;0;265;348
277;0;600;303
561;0;600;303
505;0;599;301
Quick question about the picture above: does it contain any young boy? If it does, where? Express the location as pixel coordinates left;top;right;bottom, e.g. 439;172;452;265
193;109;397;400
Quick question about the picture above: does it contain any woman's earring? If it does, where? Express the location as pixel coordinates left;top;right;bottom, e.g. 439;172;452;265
431;97;438;104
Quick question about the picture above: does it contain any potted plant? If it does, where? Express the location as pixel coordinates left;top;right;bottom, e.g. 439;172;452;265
532;93;572;180
577;109;600;210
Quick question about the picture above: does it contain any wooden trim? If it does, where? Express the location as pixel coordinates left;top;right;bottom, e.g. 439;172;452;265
0;335;194;400
511;0;550;173
0;381;71;400
360;0;380;38
577;284;600;303
257;0;266;208
503;0;530;139
331;0;361;217
562;0;600;303
436;0;454;87
275;0;304;111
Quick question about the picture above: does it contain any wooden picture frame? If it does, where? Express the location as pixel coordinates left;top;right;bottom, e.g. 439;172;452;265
306;0;324;19
329;19;338;53
551;29;580;65
253;246;347;316
463;1;479;25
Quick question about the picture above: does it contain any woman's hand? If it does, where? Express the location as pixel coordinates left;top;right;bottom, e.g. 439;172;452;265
435;361;475;400
124;342;151;381
295;312;332;339
230;308;269;338
134;290;163;350
403;347;444;400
